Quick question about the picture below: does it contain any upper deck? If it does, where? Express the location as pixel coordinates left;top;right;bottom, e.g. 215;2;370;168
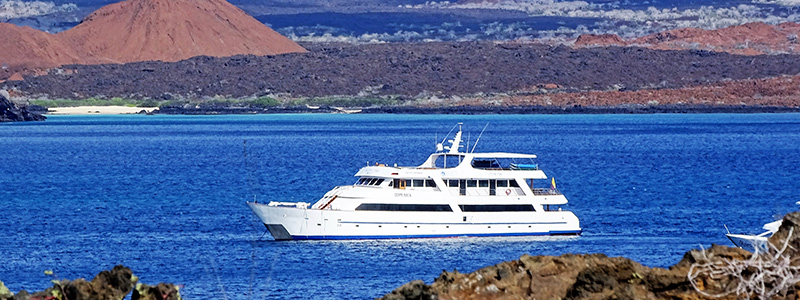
356;152;547;180
357;123;549;181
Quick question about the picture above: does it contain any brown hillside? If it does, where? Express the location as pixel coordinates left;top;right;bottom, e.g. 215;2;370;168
58;0;307;64
574;33;626;47
577;22;800;55
0;23;81;76
0;0;306;79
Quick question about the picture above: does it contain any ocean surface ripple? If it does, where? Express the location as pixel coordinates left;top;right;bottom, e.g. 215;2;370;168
2;114;799;299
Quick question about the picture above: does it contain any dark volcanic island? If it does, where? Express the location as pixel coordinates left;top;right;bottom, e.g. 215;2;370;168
10;42;800;99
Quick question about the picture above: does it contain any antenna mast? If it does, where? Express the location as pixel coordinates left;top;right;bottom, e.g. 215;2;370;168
471;123;489;153
244;140;257;203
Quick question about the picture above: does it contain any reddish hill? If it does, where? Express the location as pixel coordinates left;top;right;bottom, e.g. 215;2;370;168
575;22;800;55
633;22;798;55
58;0;307;64
574;34;626;47
0;23;82;78
0;0;306;80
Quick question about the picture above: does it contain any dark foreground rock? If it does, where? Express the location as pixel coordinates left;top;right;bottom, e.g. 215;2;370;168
0;265;181;300
382;247;751;300
0;92;45;122
382;212;800;300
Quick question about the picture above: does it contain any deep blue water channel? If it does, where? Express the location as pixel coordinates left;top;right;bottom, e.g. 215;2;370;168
2;114;799;299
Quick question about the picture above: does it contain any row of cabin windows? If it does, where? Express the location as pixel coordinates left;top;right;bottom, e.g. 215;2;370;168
361;178;520;190
357;178;385;186
355;203;535;212
391;179;437;189
459;204;534;212
356;204;452;211
446;179;520;188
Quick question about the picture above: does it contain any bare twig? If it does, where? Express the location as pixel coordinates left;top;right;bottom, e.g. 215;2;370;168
689;228;800;300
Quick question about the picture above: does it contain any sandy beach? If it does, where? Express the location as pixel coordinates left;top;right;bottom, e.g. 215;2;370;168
46;106;154;115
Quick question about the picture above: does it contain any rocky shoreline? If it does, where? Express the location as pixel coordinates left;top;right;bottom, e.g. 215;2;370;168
380;212;800;300
0;92;45;122
0;265;180;300
149;104;800;115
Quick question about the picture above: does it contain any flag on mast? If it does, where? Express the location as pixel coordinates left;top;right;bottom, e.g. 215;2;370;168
551;177;556;190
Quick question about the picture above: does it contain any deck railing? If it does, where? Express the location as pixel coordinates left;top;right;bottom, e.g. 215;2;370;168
532;188;561;195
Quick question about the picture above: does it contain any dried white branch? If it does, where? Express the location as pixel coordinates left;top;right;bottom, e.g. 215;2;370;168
689;227;800;300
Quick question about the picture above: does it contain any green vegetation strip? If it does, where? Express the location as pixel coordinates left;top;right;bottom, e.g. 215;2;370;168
31;96;406;108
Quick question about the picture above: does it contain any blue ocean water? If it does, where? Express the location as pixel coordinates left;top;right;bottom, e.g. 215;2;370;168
1;114;799;299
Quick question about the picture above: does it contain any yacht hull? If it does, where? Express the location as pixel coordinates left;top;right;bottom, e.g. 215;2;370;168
248;202;581;240
726;233;770;253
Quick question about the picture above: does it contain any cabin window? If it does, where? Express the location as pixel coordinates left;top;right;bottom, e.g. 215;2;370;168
478;180;489;187
425;180;436;187
369;178;378;185
375;179;384;185
413;179;424;187
497;180;508;187
405;179;411;188
434;154;463;168
458;205;535;212
471;159;500;169
467;180;477;187
393;179;407;189
356;204;453;212
448;180;459;187
510;180;520;187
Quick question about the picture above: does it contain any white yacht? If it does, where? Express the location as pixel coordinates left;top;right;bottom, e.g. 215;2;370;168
726;220;782;253
247;123;582;240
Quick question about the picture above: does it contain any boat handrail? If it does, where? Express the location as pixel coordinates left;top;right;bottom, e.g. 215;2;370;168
532;188;561;195
268;201;310;209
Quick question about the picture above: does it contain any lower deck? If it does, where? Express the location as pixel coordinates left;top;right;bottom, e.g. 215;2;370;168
248;202;581;240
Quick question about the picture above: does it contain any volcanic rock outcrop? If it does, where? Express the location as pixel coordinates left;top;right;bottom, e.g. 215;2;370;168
575;22;800;55
0;265;182;300
573;33;626;47
10;41;800;102
0;0;306;80
382;212;800;300
0;90;45;121
381;248;752;300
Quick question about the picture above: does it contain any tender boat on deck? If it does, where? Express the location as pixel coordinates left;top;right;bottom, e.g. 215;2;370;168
248;123;582;240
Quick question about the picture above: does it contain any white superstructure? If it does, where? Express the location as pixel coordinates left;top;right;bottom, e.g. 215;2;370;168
248;123;581;240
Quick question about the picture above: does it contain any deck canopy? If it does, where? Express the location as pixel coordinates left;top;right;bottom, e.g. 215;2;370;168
419;152;538;170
